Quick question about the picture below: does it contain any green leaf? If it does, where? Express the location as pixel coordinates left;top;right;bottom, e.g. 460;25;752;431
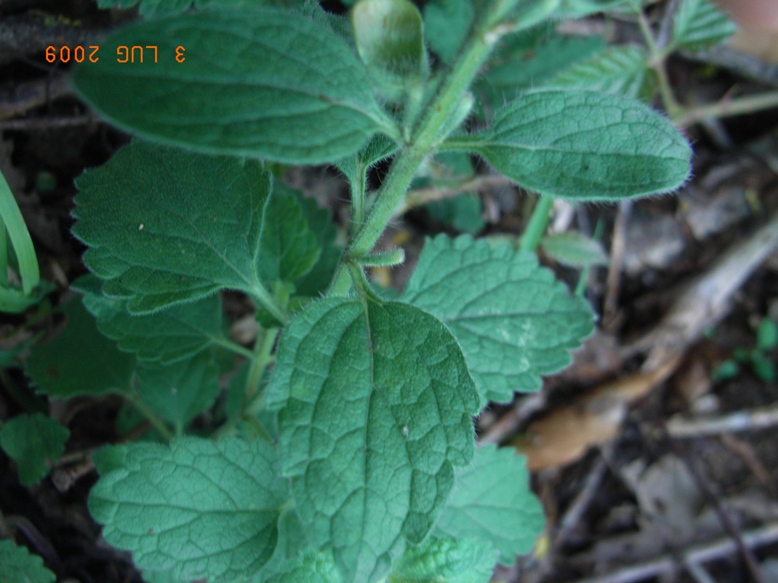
550;45;653;101
402;235;594;403
712;359;739;382
0;413;69;485
266;297;479;582
751;351;776;383
541;232;609;267
426;195;484;234
80;284;226;365
89;437;287;583
25;297;135;397
92;443;131;476
72;141;271;314
352;0;427;85
135;351;220;430
283;188;341;298
434;445;544;565
671;0;737;52
460;90;691;200
389;536;496;583
72;8;395;164
258;192;321;287
265;551;343;583
0;540;56;583
757;318;778;351
0;281;53;314
423;0;474;64
476;33;606;111
555;0;634;17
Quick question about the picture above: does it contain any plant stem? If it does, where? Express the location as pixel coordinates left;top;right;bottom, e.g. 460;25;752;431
636;9;681;117
347;5;501;260
213;337;254;360
244;326;278;407
249;283;287;326
127;393;173;440
519;195;553;252
674;91;778;126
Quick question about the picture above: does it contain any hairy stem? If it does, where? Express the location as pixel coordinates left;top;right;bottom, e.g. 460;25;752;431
347;4;504;260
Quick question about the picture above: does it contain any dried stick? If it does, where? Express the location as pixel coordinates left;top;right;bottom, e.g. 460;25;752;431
602;200;632;332
623;212;778;370
574;522;778;583
395;173;513;216
0;114;95;130
667;403;778;438
659;423;768;583
0;74;71;120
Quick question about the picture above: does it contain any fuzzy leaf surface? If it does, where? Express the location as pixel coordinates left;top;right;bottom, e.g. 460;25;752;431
672;0;737;51
402;235;593;403
476;33;605;108
258;192;320;286
25;298;135;397
423;0;473;64
72;8;392;163
434;445;545;565
0;540;56;583
461;90;690;200
284;187;341;298
88;437;286;583
352;0;427;82
541;232;609;267
266;297;479;582
550;45;652;100
264;551;343;583
389;536;496;583
81;285;225;364
0;413;70;485
135;352;220;429
73;141;272;314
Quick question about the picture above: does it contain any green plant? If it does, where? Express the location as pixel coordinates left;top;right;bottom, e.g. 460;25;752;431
0;169;52;314
713;317;778;383
12;0;697;581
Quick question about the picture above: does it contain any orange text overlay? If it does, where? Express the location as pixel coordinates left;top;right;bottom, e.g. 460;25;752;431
45;45;186;63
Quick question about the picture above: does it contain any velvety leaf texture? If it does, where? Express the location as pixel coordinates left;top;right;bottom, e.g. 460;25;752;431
550;45;652;101
672;0;737;51
476;34;605;107
423;0;473;64
0;540;56;583
266;297;479;582
461;90;691;200
258;193;321;286
82;287;225;364
352;0;427;81
72;141;270;313
265;551;343;583
135;351;220;429
71;8;394;163
402;235;594;403
25;298;135;397
389;536;496;583
0;413;70;486
283;187;341;298
541;232;609;267
89;437;286;583
434;445;545;565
